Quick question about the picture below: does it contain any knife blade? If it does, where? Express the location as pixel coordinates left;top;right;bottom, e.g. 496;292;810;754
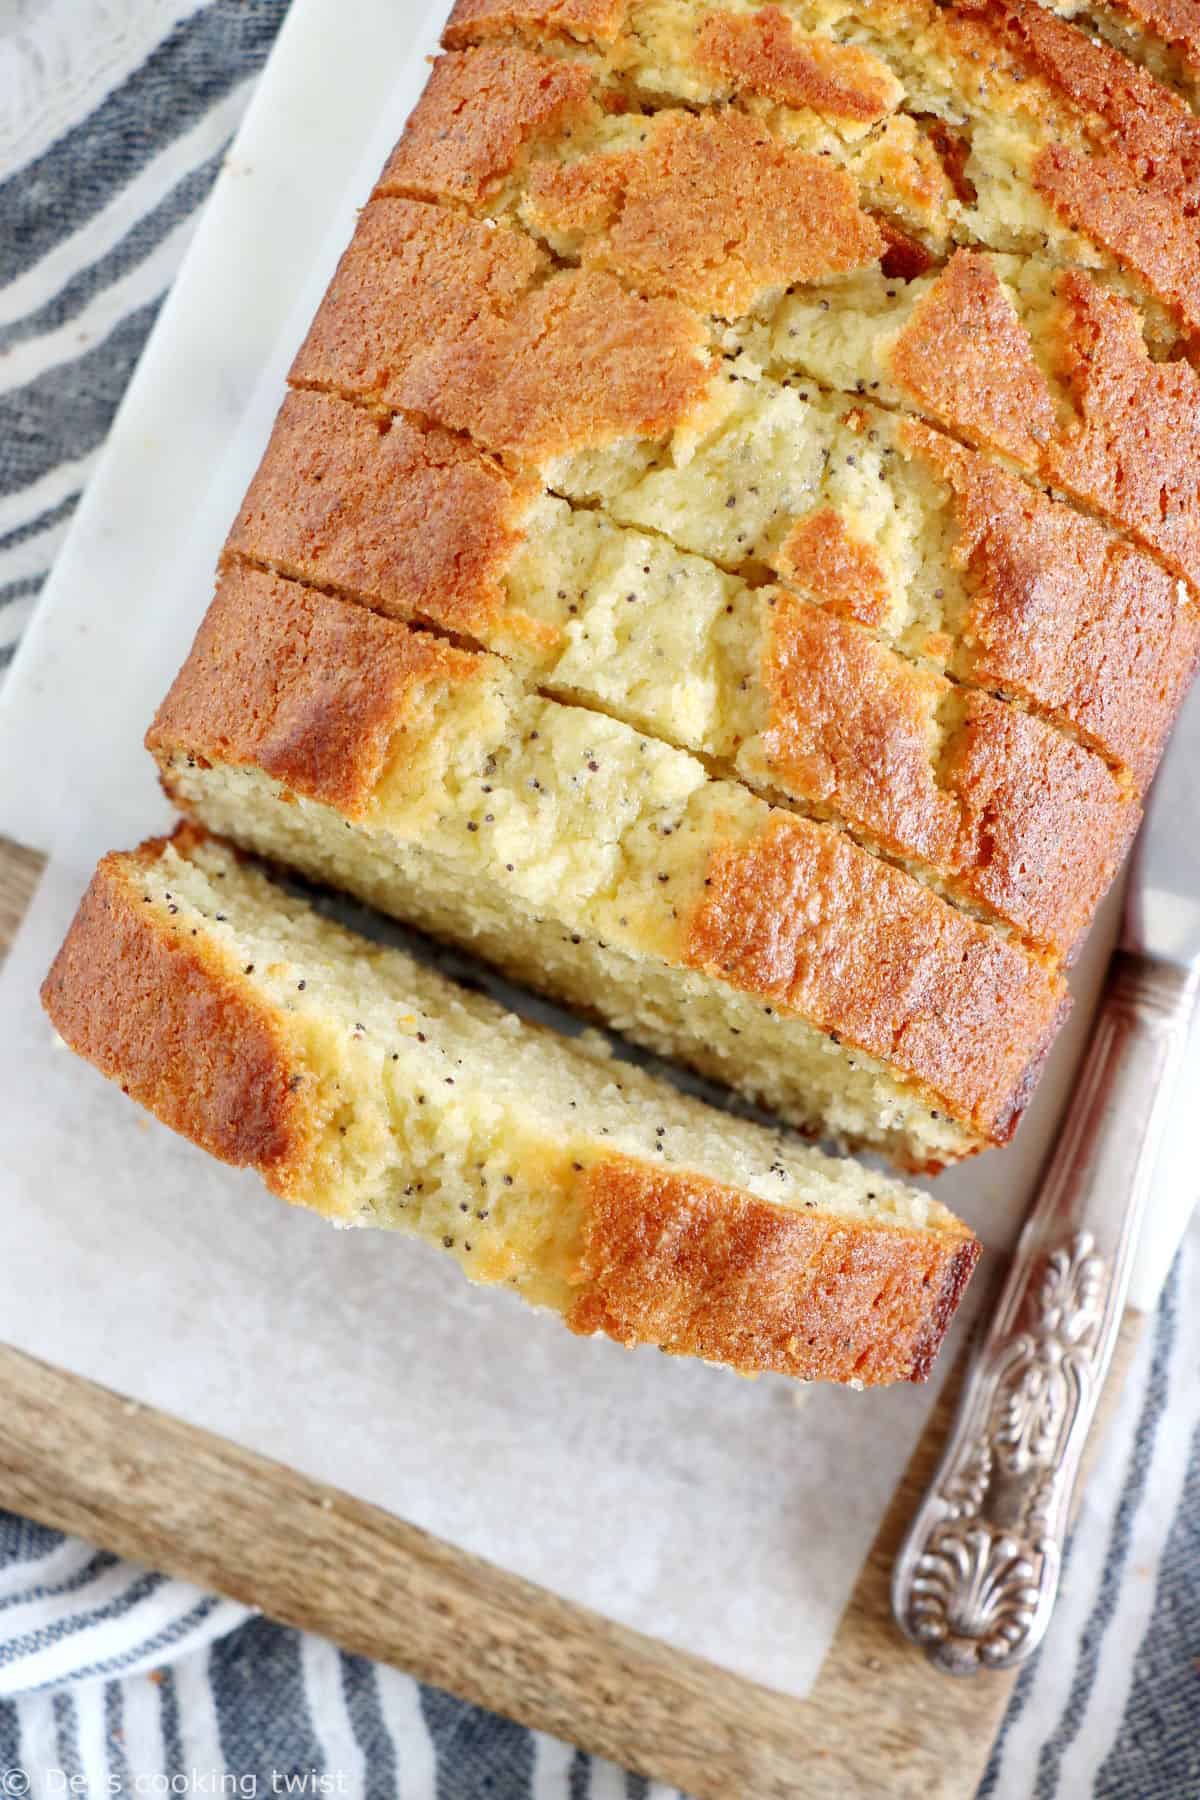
1124;679;1200;969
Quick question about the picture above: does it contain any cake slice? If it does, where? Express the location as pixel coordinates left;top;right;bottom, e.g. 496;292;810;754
226;387;1137;961
147;565;1068;1171
41;827;980;1387
287;194;713;471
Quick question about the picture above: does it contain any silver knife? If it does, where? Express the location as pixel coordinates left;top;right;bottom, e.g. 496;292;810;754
891;678;1200;1676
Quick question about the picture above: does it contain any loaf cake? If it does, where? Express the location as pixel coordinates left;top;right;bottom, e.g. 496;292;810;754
144;0;1200;1164
286;188;1197;788
42;0;1200;1381
41;828;979;1386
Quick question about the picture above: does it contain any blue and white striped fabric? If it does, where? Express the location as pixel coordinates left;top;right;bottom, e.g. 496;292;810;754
0;0;280;675
1;3;1197;1793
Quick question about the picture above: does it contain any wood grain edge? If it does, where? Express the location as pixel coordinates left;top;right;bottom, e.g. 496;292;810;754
0;836;44;951
0;835;1147;1799
0;1339;808;1797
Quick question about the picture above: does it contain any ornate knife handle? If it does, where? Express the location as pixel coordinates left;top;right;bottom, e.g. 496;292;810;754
892;950;1197;1676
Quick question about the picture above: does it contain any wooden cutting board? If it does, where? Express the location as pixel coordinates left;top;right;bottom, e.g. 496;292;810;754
0;835;1142;1800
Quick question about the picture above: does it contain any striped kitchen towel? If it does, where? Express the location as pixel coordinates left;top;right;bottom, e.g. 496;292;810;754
0;0;284;674
1;2;1197;1795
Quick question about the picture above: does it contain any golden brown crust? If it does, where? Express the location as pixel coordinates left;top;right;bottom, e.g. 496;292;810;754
289;197;544;407
376;42;594;207
887;258;1200;593
683;812;1068;1143
906;421;1200;786
887;251;1058;465
1046;273;1200;593
1033;144;1200;335
964;0;1199;155
942;694;1138;963
40;835;317;1187
907;1233;981;1382
395;264;711;463
755;591;958;858
771;505;892;627
751;594;1134;958
1111;0;1200;67
224;391;551;651
569;1157;979;1384
291;197;711;464
958;0;1200;327
694;6;902;123
148;566;485;816
442;0;627;47
527;107;883;317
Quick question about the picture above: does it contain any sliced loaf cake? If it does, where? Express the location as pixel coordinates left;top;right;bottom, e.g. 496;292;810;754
226;384;1139;962
147;566;1068;1171
412;1;1200;576
436;0;1200;337
41;827;979;1386
289;197;1199;794
47;0;1200;1241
